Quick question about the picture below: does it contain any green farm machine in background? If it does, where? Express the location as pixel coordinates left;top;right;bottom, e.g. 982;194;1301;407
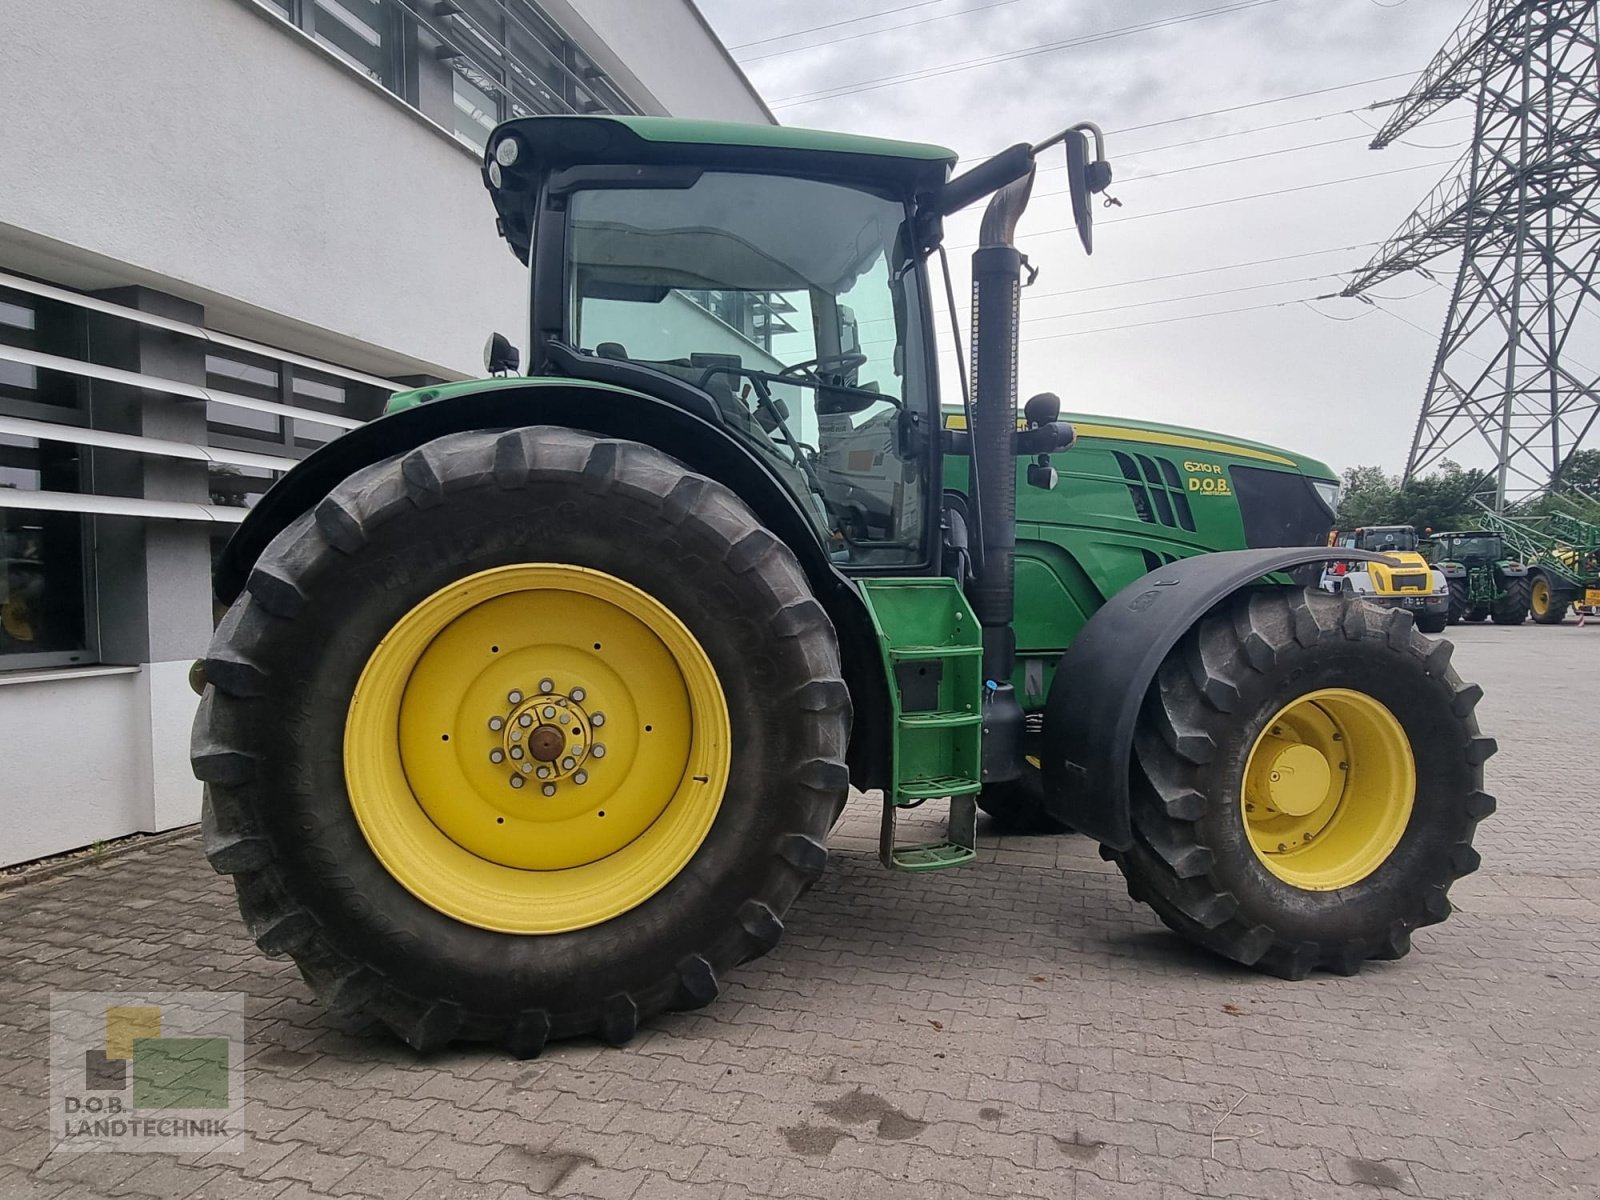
192;115;1495;1056
1464;499;1600;624
1422;528;1531;625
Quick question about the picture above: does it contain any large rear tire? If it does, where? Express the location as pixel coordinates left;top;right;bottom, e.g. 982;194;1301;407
1446;579;1468;625
1108;589;1494;979
1492;576;1530;625
1529;573;1569;624
193;428;850;1055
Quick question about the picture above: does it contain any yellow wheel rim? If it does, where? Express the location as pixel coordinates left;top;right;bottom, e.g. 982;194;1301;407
344;564;730;934
1241;689;1415;891
1531;577;1551;618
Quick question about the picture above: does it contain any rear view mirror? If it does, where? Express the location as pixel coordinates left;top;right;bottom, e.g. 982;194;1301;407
484;331;520;375
1064;127;1114;255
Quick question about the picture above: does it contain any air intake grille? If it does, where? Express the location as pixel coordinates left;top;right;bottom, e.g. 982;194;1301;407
1112;451;1197;532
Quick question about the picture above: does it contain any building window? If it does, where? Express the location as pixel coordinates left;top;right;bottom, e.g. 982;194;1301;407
440;0;638;148
204;351;385;509
0;286;87;412
0;435;91;666
257;0;637;148
267;0;409;93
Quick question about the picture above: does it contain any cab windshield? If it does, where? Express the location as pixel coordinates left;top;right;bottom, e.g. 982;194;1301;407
1444;535;1501;560
1356;528;1418;552
564;171;930;566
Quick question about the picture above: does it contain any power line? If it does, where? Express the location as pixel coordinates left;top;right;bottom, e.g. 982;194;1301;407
934;294;1327;345
1023;273;1345;322
738;0;1027;63
870;269;1348;332
727;0;954;51
950;72;1417;169
769;0;1292;108
1023;241;1382;299
947;158;1456;249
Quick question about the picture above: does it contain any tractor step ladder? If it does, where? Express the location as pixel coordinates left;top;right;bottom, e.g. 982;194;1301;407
857;578;984;872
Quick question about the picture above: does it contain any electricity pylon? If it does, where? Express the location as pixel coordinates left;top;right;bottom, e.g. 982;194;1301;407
1342;0;1600;508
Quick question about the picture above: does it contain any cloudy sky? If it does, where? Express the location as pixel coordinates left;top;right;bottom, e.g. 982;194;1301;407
692;0;1481;478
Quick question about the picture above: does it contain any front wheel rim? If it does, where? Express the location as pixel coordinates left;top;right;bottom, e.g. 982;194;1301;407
344;564;731;934
1241;688;1415;891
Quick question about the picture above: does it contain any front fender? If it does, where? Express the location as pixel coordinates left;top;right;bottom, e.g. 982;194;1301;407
1040;546;1399;849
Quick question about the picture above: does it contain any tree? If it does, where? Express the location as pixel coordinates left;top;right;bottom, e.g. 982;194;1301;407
1334;462;1489;532
1335;465;1398;527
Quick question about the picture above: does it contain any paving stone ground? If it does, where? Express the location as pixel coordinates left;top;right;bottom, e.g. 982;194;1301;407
1;622;1597;1199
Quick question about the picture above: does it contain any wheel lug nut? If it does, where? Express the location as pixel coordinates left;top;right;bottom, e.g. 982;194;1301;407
542;783;557;797
490;750;504;764
561;756;576;771
539;679;554;693
543;706;557;719
592;713;605;727
510;746;523;759
592;744;606;759
571;687;586;702
536;766;551;779
510;776;525;789
489;716;504;731
511;729;522;741
508;690;523;704
559;714;570;725
574;770;588;785
519;713;533;727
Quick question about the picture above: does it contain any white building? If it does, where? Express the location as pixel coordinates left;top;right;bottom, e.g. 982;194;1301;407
0;0;771;866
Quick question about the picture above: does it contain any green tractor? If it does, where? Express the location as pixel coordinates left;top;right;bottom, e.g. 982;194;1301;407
1423;530;1530;625
193;115;1495;1056
941;410;1347;831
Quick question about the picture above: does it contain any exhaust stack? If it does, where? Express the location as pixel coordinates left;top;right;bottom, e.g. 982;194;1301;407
968;168;1036;782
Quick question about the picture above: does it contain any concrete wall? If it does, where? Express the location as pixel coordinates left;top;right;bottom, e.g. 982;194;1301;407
0;669;147;864
0;1;769;383
0;0;769;866
0;0;521;380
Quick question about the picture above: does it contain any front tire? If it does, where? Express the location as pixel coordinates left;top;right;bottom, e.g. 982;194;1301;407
1108;589;1494;979
193;428;850;1054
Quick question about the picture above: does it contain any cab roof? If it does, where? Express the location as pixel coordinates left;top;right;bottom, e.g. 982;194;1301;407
485;115;957;263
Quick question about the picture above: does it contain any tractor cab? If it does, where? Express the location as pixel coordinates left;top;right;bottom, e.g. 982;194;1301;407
482;116;955;568
1426;530;1505;566
1347;525;1420;553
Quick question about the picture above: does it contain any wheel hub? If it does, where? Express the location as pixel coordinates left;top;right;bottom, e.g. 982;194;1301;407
1260;740;1332;817
490;687;603;789
1240;689;1416;891
343;563;730;934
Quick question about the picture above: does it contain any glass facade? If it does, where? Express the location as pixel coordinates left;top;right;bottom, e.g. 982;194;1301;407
204;350;387;509
0;287;91;666
259;0;639;150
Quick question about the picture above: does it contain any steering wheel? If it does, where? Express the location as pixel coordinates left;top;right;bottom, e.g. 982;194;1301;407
779;351;867;382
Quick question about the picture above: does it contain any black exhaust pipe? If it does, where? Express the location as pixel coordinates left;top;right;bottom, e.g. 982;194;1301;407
969;167;1035;782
